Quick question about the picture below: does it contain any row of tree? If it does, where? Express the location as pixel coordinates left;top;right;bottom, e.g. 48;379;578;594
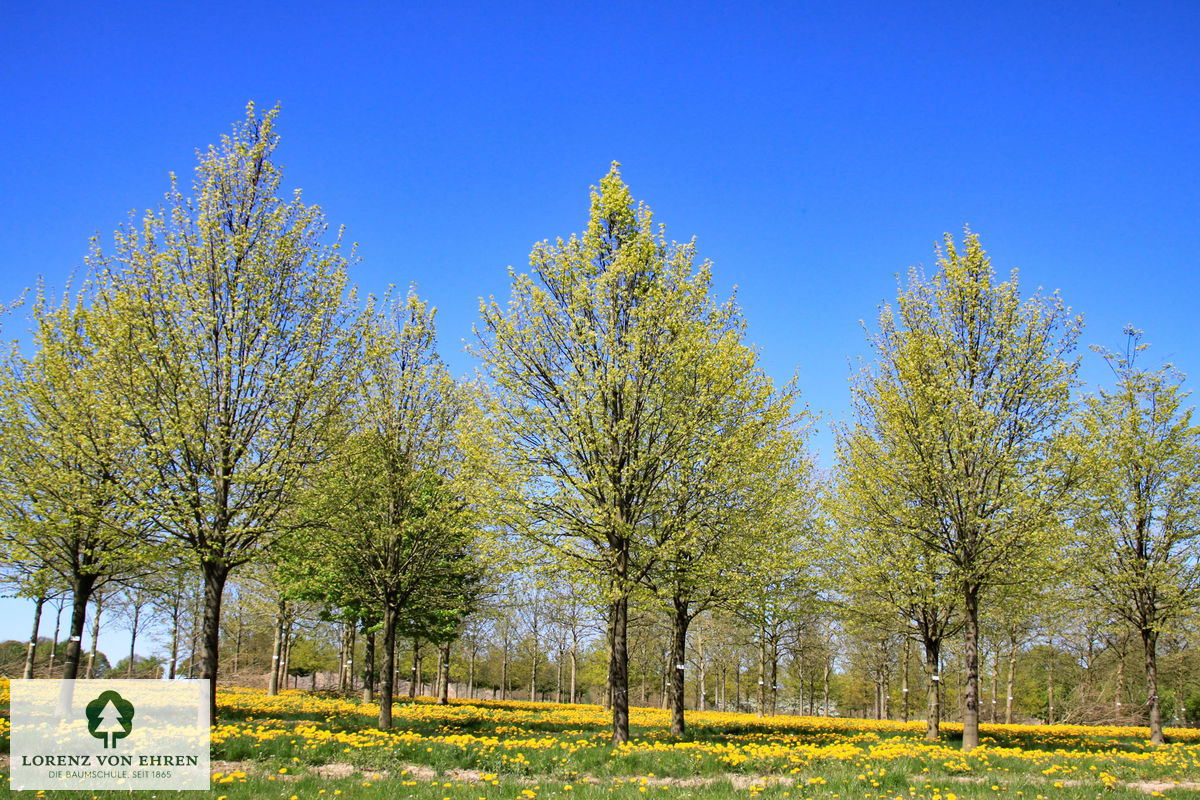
1;104;1197;753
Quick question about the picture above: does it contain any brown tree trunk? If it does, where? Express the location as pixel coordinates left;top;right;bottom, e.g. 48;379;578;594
346;624;356;692
990;649;999;723
198;560;229;722
167;596;180;680
127;600;141;677
46;599;63;678
268;600;285;696
923;635;941;741
378;606;397;729
556;647;563;703
362;628;376;703
410;641;421;698
757;626;766;717
23;594;44;680
603;600;615;711
468;644;476;700
232;604;243;676
610;590;630;744
672;597;691;734
438;641;451;705
61;574;97;681
529;643;538;701
1142;626;1164;744
1115;649;1125;718
961;583;980;750
1006;635;1016;723
1047;639;1055;725
823;660;830;716
501;633;509;701
570;648;577;704
769;638;778;716
901;634;911;723
85;592;103;678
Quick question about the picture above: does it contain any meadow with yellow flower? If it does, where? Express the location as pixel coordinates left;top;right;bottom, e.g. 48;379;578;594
3;681;1200;798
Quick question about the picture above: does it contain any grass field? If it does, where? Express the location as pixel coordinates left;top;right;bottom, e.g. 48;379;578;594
3;680;1200;798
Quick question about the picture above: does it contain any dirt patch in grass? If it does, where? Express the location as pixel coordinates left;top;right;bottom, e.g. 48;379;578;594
1126;781;1200;794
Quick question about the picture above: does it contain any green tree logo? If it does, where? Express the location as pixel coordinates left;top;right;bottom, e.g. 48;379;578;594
85;690;135;748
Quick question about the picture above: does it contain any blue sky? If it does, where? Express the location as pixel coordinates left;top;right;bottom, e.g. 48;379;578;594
1;1;1198;658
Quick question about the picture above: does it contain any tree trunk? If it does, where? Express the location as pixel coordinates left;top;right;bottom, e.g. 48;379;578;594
556;647;563;703
735;658;741;712
47;599;63;678
1047;638;1055;725
378;606;397;729
923;635;941;741
23;594;44;680
198;560;229;722
1142;626;1164;744
1115;649;1125;718
769;638;778;716
165;596;179;680
468;645;476;700
268;600;285;696
233;604;243;676
756;625;766;717
720;665;727;712
61;574;97;681
990;649;999;723
501;634;509;701
86;592;103;679
127;600;141;677
363;628;376;703
570;648;577;704
883;666;890;720
610;590;630;744
438;642;451;705
604;600;616;711
823;660;830;716
961;582;980;750
346;624;356;692
669;599;690;735
281;621;293;689
1003;635;1015;723
410;641;421;698
901;634;910;723
529;645;538;701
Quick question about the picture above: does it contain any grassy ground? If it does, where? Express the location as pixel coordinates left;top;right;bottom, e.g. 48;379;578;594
3;681;1200;798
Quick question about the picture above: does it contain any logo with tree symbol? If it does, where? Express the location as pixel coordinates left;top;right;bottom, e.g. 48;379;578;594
85;690;135;749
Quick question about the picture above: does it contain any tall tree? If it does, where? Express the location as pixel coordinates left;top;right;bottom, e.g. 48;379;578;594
839;231;1081;749
642;331;815;734
94;104;357;718
0;284;147;681
1076;328;1200;744
474;164;767;744
295;291;480;728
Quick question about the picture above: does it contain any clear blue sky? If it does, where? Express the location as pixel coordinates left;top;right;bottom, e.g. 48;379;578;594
1;0;1198;657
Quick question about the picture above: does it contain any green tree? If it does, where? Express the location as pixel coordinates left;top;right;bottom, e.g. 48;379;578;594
297;291;478;728
640;335;814;734
474;164;771;744
839;231;1081;749
93;104;357;718
1075;328;1200;744
0;283;148;682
